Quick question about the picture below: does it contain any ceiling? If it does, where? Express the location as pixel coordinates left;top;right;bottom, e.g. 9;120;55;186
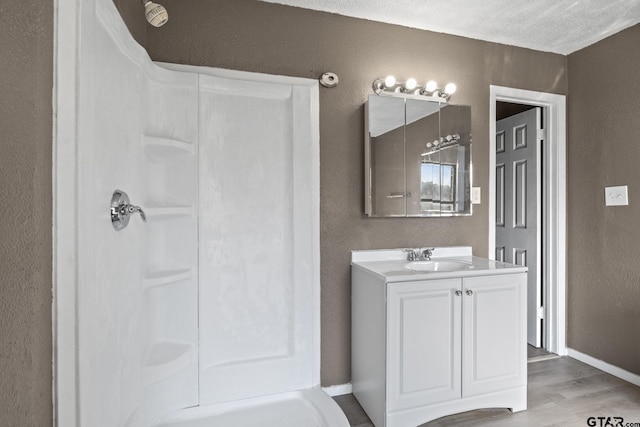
259;0;640;55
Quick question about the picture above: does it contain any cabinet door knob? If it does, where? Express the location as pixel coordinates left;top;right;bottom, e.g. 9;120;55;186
455;290;462;296
466;289;474;296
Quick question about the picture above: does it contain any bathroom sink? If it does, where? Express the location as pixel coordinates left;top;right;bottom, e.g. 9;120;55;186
404;260;474;272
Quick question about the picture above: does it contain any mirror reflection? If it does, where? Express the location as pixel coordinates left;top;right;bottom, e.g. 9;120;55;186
365;95;472;217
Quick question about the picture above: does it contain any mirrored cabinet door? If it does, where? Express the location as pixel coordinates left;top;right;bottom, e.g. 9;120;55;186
439;104;472;216
406;98;441;216
366;95;407;216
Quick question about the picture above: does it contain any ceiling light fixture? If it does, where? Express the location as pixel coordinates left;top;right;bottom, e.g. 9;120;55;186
372;77;457;101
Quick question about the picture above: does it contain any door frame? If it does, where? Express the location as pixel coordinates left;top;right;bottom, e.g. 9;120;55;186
489;85;567;355
53;0;84;424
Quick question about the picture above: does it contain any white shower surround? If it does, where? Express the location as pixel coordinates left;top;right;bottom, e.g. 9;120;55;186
53;0;345;425
189;65;320;405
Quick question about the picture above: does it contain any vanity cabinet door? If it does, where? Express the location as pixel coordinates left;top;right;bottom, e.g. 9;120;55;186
387;279;462;412
462;274;527;397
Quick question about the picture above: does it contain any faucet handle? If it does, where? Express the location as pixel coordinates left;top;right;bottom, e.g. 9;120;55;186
111;189;146;231
404;248;418;261
420;247;434;260
125;204;147;222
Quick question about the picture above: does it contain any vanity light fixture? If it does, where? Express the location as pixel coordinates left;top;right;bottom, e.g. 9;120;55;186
384;75;397;87
422;134;461;156
372;76;457;101
426;133;461;147
404;78;418;91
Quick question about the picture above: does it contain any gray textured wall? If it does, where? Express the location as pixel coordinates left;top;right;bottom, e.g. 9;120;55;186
113;0;147;46
0;0;53;424
129;0;568;386
567;24;640;375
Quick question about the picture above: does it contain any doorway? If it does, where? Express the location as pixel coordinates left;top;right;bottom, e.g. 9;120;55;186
495;103;543;350
489;85;567;357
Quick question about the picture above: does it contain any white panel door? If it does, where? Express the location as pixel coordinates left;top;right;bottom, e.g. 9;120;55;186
462;274;527;397
198;74;318;404
76;4;199;426
387;279;462;412
496;108;542;347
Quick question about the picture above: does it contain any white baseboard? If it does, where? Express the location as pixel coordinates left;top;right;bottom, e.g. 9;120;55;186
567;347;640;387
322;383;352;396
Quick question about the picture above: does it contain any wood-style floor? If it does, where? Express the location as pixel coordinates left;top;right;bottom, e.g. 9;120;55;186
527;344;552;358
334;357;640;427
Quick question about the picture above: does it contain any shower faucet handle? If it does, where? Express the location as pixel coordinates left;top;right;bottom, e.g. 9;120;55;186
111;190;146;231
124;204;147;222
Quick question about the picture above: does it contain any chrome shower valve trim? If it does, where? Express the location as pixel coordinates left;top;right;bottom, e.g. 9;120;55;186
111;189;147;231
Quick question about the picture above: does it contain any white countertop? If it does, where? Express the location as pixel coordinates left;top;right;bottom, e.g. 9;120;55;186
351;247;527;282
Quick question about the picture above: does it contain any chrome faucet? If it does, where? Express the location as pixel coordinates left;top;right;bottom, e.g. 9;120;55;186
420;248;434;260
404;249;419;261
405;248;435;261
405;247;435;261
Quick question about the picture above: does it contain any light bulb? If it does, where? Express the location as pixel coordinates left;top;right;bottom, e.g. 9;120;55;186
405;78;417;91
425;80;438;92
444;83;457;95
144;1;168;27
384;75;396;88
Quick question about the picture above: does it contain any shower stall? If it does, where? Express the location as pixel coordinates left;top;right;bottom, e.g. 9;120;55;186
53;0;347;425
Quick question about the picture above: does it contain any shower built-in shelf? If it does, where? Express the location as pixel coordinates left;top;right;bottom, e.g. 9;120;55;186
144;206;194;221
143;135;194;160
143;341;194;386
143;268;193;290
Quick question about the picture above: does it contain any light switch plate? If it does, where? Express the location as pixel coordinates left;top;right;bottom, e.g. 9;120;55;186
605;185;628;206
472;187;481;204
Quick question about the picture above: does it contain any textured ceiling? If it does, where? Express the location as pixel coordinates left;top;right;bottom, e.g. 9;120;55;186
259;0;640;55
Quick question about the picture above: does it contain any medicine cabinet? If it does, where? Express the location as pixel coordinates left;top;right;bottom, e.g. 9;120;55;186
364;95;472;217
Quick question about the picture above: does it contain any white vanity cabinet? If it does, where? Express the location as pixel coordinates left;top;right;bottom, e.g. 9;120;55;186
352;248;527;427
